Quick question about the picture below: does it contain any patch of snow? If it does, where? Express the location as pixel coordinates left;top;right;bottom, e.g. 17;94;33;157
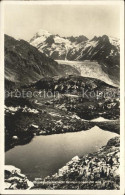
31;37;46;47
54;36;71;46
28;108;39;114
49;112;61;117
65;94;79;98
5;106;20;112
91;117;112;122
31;124;39;129
22;106;39;114
5;106;39;114
84;40;98;49
12;136;18;140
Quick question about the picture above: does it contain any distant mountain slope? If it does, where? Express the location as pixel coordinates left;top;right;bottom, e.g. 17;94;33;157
30;30;119;63
68;35;120;85
30;30;120;85
5;35;80;87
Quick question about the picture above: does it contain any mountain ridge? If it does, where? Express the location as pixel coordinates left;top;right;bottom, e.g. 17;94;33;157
29;29;119;59
29;29;120;86
5;34;80;87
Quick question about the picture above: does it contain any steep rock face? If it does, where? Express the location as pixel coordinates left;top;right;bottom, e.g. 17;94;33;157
5;34;59;85
68;35;119;61
5;35;80;87
70;35;120;84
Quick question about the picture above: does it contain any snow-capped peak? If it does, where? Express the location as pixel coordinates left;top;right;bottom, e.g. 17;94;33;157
30;29;52;47
36;29;51;37
29;30;120;69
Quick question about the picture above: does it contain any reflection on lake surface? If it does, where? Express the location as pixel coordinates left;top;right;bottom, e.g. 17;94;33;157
5;126;118;180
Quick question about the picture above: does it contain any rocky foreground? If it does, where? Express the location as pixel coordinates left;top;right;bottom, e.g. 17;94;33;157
5;136;120;190
5;165;34;190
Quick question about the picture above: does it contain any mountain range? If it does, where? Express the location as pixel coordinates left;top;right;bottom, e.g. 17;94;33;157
5;29;120;88
30;29;120;85
30;29;119;61
4;29;120;189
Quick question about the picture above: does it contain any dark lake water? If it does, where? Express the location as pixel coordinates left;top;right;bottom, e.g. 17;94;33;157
5;126;118;180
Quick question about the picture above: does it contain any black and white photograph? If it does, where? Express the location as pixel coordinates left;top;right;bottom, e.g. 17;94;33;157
0;1;124;194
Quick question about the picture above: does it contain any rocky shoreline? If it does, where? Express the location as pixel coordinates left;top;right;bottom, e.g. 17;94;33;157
5;117;119;152
5;136;120;190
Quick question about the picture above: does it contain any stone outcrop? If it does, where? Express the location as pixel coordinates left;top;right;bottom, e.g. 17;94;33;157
5;165;34;190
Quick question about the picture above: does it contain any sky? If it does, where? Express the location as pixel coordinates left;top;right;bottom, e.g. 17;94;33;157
4;4;120;41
